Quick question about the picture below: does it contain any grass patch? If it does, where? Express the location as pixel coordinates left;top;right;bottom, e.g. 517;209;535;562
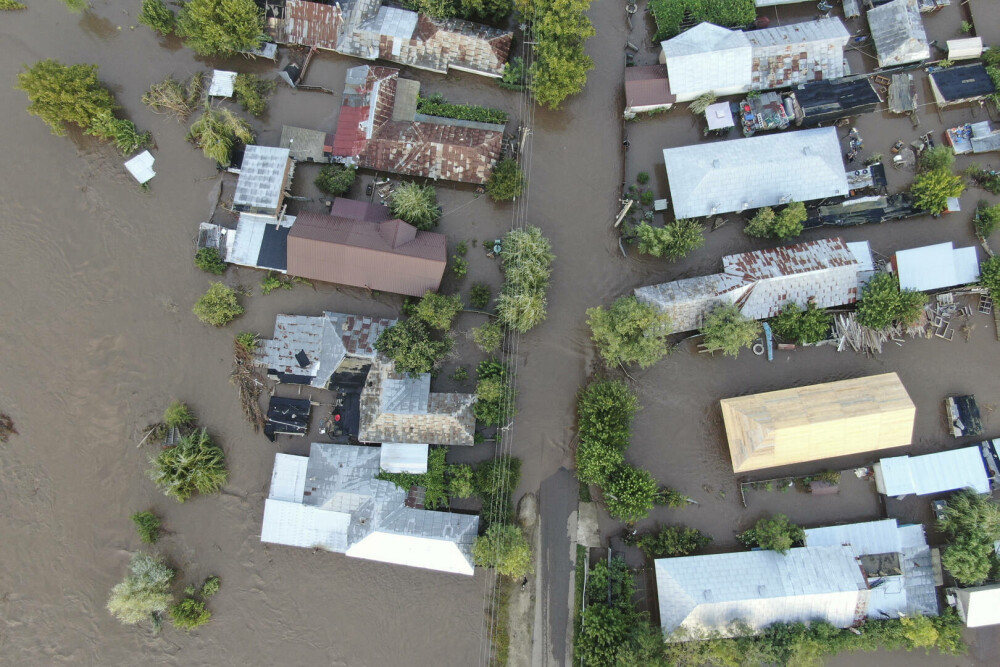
487;576;513;666
573;543;587;653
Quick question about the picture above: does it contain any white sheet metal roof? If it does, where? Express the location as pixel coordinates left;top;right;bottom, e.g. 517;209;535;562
847;241;875;272
233;145;292;214
261;499;351;551
379;443;429;473
123;150;155;184
895;242;980;291
660;23;753;102
227;212;293;270
956;584;1000;627
877;447;990;496
805;518;906;556
270;453;308;502
347;531;475;575
705;102;735;130
663;127;849;219
654;546;867;638
946;37;983;60
209;70;238;97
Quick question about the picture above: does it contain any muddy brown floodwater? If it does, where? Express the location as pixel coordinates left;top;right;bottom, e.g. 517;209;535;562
0;0;999;665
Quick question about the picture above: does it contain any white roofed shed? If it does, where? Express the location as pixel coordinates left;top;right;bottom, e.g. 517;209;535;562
209;70;238;97
893;242;979;292
874;446;991;497
954;584;1000;627
124;151;156;184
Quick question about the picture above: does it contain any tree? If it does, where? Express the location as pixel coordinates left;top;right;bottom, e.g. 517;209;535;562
390;182;441;230
587;296;672;368
742;514;804;554
314;164;357;196
487;158;524;201
473;359;513;426
107;553;174;625
413;291;463;330
201;576;221;597
448;464;475;498
911;168;964;215
475;455;521;498
458;0;513;22
744;202;806;240
498;226;554;332
169;598;211;631
131;511;161;544
937;489;1000;540
576;378;638;451
16;60;117;136
769;302;832;344
900;615;941;653
529;0;595;109
472;320;504;352
86;111;150;155
975;201;1000;239
149;428;228;502
635;525;712;558
176;0;265;56
700;303;761;357
634;219;704;260
981;256;1000;295
473;523;533;578
855;272;926;329
469;282;491;309
193;282;245;326
496;290;547;333
404;0;458;19
194;247;227;275
603;464;659;524
374;318;451;374
232;73;274;117
919;146;955;173
942;536;994;586
138;0;176;34
187;107;254;166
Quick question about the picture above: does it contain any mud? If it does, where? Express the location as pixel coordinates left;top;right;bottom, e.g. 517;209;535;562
1;0;999;665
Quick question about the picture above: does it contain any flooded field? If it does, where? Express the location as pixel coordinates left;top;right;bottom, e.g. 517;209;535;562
1;0;999;665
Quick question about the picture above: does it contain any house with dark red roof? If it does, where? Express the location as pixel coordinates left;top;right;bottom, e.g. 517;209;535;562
624;65;676;119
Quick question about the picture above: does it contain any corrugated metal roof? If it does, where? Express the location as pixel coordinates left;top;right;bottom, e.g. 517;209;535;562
745;18;849;90
663;127;849;219
868;0;930;68
233;146;292;216
380;443;429;473
877;447;990;496
208;70;237;97
661;23;752;101
279;125;331;162
705;102;735;129
895;242;980;291
270;453;309;502
956;584;1000;627
261;499;351;551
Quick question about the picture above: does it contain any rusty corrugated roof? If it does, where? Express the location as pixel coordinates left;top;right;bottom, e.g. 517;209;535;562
279;0;343;50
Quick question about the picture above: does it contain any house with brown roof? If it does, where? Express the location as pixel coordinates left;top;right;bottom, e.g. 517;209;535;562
624;65;675;119
266;0;512;78
330;64;504;184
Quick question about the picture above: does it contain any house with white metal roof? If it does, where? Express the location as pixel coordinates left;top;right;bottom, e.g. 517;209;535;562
260;443;479;575
233;145;294;218
952;583;1000;627
874;446;991;497
868;0;930;68
635;237;871;333
892;242;979;292
654;546;869;639
663;127;849;219
659;22;753;102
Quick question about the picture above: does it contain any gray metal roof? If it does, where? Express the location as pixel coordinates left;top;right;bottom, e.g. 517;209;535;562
660;23;752;101
209;70;237;97
233;145;292;216
876;447;990;496
868;0;930;68
654;546;868;638
663;127;848;219
279;126;330;162
971;121;1000;153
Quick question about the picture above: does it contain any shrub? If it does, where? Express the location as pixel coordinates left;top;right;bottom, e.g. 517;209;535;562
499;57;526;91
974;201;1000;239
650;0;755;40
16;60;117;136
636;525;712;558
586;295;672;368
855;272;926;329
235;331;258;354
636;171;650;185
634;219;704;260
390;182;441;230
744;202;806;240
187;107;254;167
413;291;464;330
475;455;521;498
374;318;451;374
131;511;162;544
85;111;151;155
233;73;274;117
201;576;221;597
378;447;450;509
769;302;832;344
194;247;227;275
740;514;804;554
528;0;595;109
149;428;228;502
259;271;292;295
497;226;554;332
966;164;1000;194
942;536;994;585
176;0;265;56
1;0;27;9
314;163;357;196
487;158;524;201
474;359;514;426
640;191;655;207
981;256;1000;295
603;463;660;524
143;74;203;120
451;365;469;381
575;379;638;487
169;598;211;631
472;320;504;352
452;255;469;278
700;303;762;357
163;400;194;429
469;282;491;309
473;523;533;578
107;553;174;625
448;464;476;498
138;0;176;34
919;146;955;173
911;168;964;215
193;282;245;326
416;92;508;124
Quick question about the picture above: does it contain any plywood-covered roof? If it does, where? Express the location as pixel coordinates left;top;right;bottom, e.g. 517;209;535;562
721;373;915;472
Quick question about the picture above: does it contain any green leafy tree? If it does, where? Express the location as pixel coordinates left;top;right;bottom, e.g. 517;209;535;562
163;400;194;429
472;523;533;578
919;146;955;173
404;0;457;19
497;226;554;332
700;303;761;357
143;73;203;120
187;107;254;167
86;111;151;155
575;378;638;487
448;464;475;498
486;158;524;201
413;291;463;330
192;282;245;326
769;302;832;344
390;182;441;230
603;463;659;524
473;359;514;426
911;169;964;215
575;558;641;666
374;318;451;374
937;490;1000;539
232;73;274;117
106;553;174;625
900;615;941;653
194;247;227;275
744;202;806;240
138;0;176;34
16;60;117;136
855;272;926;329
975;201;1000;239
475;455;521;497
169;598;211;631
742;514;804;554
587;295;672;368
1;1;27;10
176;0;265;56
529;0;595;109
472;320;504;352
131;511;162;544
634;219;704;260
458;0;513;22
314;163;357;196
635;525;712;558
981;256;1000;295
942;536;994;586
149;428;228;502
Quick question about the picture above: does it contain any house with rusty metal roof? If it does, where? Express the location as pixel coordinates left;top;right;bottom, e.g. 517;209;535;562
329;64;504;184
358;359;476;446
635;237;873;333
624;65;676;119
265;0;511;78
261;443;479;574
255;311;396;388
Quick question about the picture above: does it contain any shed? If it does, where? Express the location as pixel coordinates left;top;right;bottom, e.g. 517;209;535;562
888;73;918;114
874;446;990;497
705;102;735;130
842;0;861;18
279;126;333;163
658;22;752;102
379;443;429;473
971;121;1000;154
867;0;930;68
208;70;237;97
893;242;979;292
123;150;156;184
954;584;1000;627
265;396;312;442
791;77;880;127
720;373;915;473
946;37;983;61
929;63;997;108
624;65;675;118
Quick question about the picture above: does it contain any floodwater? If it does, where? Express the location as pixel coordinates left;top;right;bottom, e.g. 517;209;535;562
0;1;998;666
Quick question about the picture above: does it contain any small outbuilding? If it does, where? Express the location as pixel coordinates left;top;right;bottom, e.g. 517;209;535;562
265;396;313;442
379;443;430;474
789;77;880;127
953;584;1000;627
279;125;334;163
233;145;294;218
704;102;735;131
208;70;238;97
123;150;156;185
892;242;979;292
946;37;984;61
874;446;991;497
929;63;997;108
867;0;930;68
624;64;675;118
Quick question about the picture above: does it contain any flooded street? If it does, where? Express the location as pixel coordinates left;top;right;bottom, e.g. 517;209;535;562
1;0;999;665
